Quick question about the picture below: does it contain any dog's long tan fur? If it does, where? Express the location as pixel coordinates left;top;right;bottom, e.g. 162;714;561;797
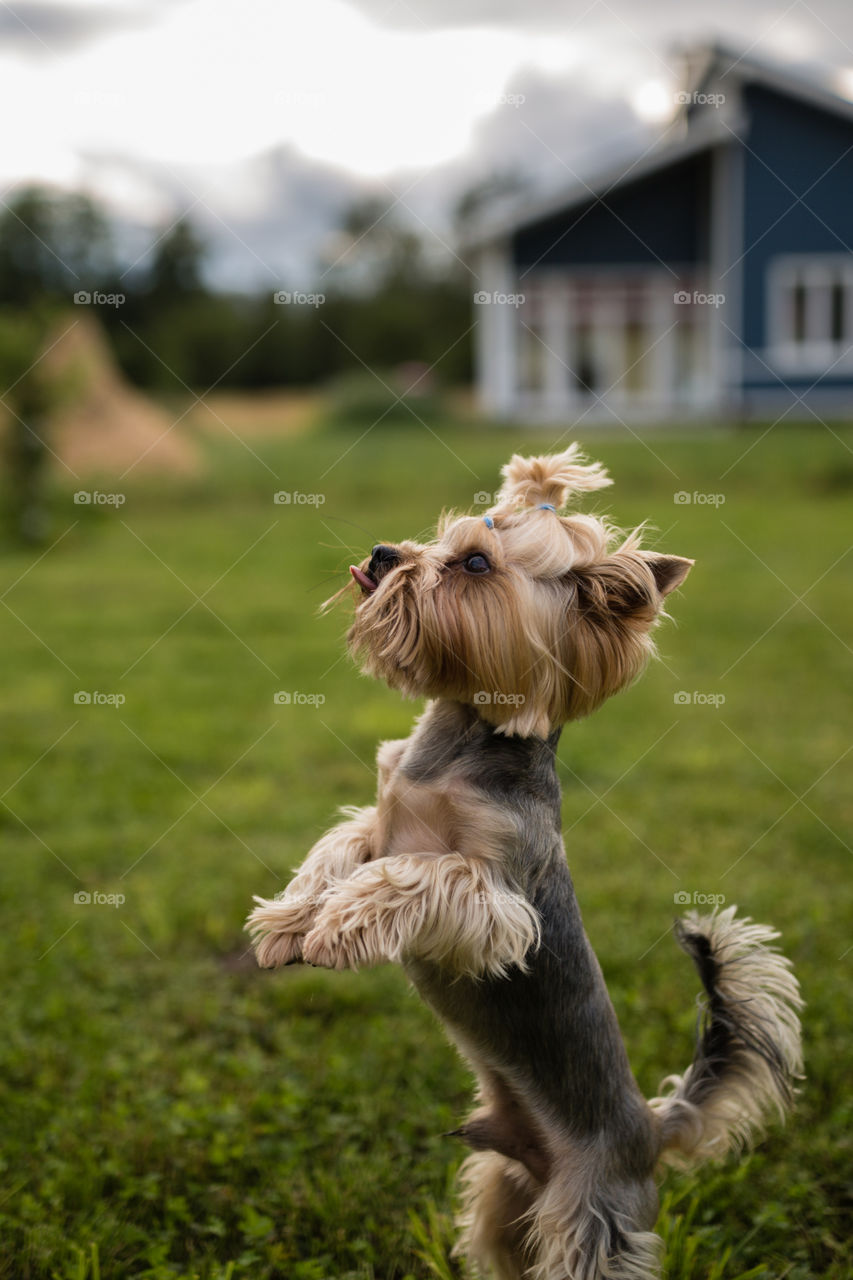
247;446;803;1280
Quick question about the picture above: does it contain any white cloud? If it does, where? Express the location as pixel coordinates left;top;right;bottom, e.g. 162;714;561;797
1;0;578;190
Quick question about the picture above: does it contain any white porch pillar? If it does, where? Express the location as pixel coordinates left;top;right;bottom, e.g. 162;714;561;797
593;287;627;410
541;276;571;417
649;281;677;414
709;142;744;412
474;241;517;419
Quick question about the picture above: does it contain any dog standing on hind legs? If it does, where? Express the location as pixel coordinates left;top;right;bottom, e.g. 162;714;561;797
248;446;803;1280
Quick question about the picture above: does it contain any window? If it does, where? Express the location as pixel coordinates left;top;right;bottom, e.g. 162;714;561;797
768;256;853;372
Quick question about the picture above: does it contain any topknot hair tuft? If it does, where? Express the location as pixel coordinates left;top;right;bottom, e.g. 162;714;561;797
494;444;612;512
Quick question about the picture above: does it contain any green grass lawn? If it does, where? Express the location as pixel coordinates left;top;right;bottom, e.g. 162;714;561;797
1;418;851;1279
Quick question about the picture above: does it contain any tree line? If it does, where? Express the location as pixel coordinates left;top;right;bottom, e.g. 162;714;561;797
0;186;477;393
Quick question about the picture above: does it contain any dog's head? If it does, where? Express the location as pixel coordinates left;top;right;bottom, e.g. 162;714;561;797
342;446;691;737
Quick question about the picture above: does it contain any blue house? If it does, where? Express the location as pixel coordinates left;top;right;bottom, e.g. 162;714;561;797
468;44;853;421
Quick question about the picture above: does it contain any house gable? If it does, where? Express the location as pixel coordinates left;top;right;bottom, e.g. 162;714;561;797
511;152;711;272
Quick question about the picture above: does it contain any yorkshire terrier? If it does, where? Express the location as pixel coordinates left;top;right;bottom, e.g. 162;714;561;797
248;447;803;1280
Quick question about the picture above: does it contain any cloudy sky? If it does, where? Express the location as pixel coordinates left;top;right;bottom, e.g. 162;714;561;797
4;0;853;288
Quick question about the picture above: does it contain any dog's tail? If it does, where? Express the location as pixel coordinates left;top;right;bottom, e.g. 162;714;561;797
649;906;803;1167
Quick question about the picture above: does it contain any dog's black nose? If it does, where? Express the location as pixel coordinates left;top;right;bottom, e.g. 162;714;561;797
369;544;400;575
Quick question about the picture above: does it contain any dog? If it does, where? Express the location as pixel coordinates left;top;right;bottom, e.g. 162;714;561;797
247;446;803;1280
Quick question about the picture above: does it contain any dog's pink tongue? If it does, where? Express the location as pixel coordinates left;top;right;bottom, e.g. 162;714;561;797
350;565;377;594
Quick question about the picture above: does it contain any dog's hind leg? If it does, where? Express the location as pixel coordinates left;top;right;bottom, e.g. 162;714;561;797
455;1151;538;1280
526;1154;661;1280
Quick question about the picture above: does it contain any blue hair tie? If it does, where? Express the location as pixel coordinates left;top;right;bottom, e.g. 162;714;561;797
482;515;494;529
538;503;557;512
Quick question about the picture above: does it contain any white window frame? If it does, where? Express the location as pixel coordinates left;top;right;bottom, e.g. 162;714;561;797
767;254;853;373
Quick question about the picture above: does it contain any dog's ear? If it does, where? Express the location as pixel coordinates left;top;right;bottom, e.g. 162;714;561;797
642;553;693;598
551;550;692;723
572;551;692;623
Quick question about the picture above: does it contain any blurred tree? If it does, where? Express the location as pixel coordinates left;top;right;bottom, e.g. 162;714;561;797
139;294;260;392
112;217;215;390
0;187;115;305
0;307;76;545
316;197;473;385
147;218;206;299
332;196;427;290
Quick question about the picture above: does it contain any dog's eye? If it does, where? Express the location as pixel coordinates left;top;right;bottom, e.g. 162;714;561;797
463;553;491;575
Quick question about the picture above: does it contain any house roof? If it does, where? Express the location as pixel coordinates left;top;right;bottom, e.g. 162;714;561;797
464;41;853;249
682;39;853;128
463;117;724;249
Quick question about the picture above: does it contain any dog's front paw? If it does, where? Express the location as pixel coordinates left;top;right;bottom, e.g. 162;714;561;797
254;929;304;968
247;896;314;968
302;925;364;970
